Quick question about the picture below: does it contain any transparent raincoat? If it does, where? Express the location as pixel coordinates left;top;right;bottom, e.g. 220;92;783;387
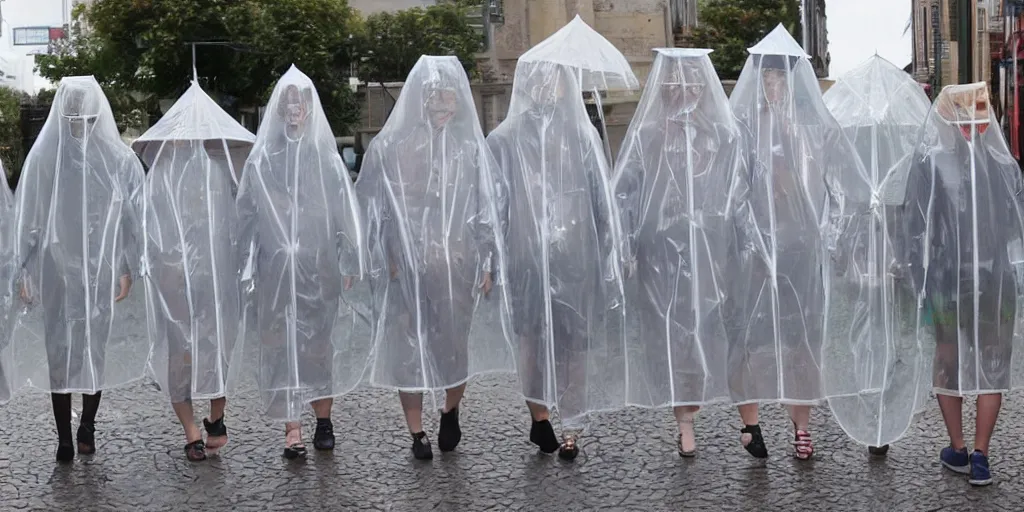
0;173;16;402
487;60;626;431
133;82;256;403
11;76;147;394
903;82;1024;396
357;56;514;393
821;56;932;446
614;49;744;408
236;66;367;421
727;25;857;404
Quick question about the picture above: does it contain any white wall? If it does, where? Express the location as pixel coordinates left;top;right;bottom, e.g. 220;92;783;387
0;0;74;92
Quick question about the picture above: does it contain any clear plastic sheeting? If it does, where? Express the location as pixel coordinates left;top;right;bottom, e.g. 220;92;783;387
11;76;147;394
356;56;515;395
487;60;626;431
903;83;1024;397
133;82;256;403
822;55;932;447
727;25;855;404
614;49;744;408
518;15;640;92
0;173;16;403
235;66;368;421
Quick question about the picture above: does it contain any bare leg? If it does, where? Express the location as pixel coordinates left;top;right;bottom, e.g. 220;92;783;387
527;401;550;422
443;383;467;413
787;404;811;431
673;405;699;456
311;398;333;420
400;391;425;434
937;394;966;450
209;397;226;422
974;394;1002;455
171;400;202;443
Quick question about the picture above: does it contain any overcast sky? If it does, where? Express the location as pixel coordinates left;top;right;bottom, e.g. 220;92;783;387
826;0;913;79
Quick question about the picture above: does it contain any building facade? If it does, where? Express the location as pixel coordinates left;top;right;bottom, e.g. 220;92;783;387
803;0;830;77
912;0;1002;92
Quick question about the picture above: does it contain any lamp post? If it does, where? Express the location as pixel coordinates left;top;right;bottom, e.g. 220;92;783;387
958;0;973;83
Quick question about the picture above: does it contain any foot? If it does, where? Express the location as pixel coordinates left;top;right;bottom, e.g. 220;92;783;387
558;436;579;461
76;423;96;455
313;418;335;451
968;450;992;486
56;441;75;463
868;445;890;456
203;417;228;451
529;419;560;454
740;424;768;459
411;431;433;460
283;427;306;460
940;446;970;474
437;407;462;452
793;428;813;460
184;440;207;462
678;418;696;458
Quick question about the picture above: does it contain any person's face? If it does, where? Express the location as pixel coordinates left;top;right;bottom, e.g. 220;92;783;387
939;86;991;139
426;87;457;128
527;72;565;110
61;91;97;140
661;61;706;116
761;69;790;108
281;86;310;132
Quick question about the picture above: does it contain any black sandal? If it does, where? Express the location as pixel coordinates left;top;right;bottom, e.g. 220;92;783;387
529;419;560;454
411;431;433;460
558;435;579;461
185;440;207;462
203;417;228;451
77;423;96;455
283;427;306;460
283;443;307;460
740;424;768;459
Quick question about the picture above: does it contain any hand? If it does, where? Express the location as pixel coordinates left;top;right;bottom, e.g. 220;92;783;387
114;274;132;302
344;276;353;290
18;280;31;305
479;272;493;298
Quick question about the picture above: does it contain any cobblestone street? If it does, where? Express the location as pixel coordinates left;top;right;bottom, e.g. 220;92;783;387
0;374;1019;511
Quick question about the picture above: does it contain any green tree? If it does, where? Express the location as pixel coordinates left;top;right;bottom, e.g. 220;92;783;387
0;86;22;183
690;0;802;80
356;2;482;92
37;0;363;134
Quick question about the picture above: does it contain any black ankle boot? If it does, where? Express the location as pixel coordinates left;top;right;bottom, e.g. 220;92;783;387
437;407;462;452
77;423;96;455
530;419;560;454
740;424;768;459
313;418;335;451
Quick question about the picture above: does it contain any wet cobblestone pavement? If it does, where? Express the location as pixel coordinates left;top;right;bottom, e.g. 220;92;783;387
0;374;1020;511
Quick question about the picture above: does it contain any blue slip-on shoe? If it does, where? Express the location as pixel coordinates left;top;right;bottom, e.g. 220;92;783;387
940;446;970;474
968;451;992;486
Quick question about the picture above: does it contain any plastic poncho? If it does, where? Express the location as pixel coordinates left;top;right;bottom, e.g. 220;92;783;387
821;55;932;446
903;82;1024;396
726;25;856;404
487;60;626;432
614;49;746;408
235;66;367;421
133;82;256;403
356;56;515;395
10;76;147;394
0;170;16;402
